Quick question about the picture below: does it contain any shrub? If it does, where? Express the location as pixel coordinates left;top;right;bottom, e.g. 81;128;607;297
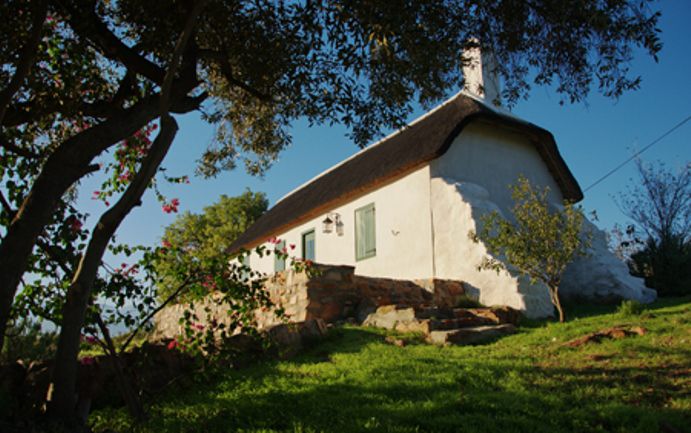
615;159;690;296
1;318;57;363
616;300;645;317
471;176;590;322
455;295;483;309
629;235;691;296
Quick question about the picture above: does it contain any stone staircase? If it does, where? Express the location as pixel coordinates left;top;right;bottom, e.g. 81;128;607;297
362;304;520;346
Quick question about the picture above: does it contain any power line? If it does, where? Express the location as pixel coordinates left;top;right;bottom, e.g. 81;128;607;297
583;114;691;193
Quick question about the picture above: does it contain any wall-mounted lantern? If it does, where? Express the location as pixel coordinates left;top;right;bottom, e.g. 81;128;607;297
322;212;342;235
322;215;334;233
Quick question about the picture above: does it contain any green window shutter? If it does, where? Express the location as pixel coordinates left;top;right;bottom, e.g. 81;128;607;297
355;203;376;260
240;254;251;280
274;240;286;272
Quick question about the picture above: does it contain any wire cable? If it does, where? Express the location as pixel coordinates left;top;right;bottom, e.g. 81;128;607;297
583;114;691;192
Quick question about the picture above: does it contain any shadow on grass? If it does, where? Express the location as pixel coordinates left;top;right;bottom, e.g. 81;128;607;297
95;325;690;433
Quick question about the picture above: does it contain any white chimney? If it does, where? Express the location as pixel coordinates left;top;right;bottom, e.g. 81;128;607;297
462;42;501;106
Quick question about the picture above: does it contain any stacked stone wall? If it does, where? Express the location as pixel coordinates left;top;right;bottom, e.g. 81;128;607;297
152;264;468;340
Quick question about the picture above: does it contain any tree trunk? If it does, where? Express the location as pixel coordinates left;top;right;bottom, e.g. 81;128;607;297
0;97;161;351
47;115;178;424
549;284;566;323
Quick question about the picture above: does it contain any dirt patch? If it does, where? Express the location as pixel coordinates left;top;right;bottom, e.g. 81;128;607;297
564;326;647;347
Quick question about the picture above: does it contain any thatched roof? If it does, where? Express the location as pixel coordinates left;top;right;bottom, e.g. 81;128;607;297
229;93;582;252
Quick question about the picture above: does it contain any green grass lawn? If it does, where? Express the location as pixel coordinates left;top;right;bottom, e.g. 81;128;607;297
91;298;691;433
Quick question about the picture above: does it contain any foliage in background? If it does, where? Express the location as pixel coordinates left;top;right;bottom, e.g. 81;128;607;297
629;237;691;296
155;190;268;301
471;177;590;322
0;318;57;364
615;160;691;296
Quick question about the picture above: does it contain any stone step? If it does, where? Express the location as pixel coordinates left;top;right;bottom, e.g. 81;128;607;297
361;304;521;345
427;324;517;346
394;316;496;334
413;305;455;320
389;304;521;323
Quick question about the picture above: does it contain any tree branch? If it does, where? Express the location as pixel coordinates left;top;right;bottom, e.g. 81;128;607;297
160;1;206;115
57;0;166;84
0;0;48;126
199;49;273;102
0;191;16;217
94;312;147;421
0;136;42;159
3;70;140;126
119;275;193;354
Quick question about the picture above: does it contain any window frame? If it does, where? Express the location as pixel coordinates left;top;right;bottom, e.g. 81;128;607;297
301;228;316;261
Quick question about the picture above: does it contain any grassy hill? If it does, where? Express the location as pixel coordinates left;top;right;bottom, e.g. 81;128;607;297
91;298;690;433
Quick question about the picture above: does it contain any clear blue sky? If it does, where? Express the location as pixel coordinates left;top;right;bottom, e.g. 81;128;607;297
78;0;691;260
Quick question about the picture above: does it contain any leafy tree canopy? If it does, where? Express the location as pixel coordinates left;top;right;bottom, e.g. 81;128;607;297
155;190;268;300
615;160;691;295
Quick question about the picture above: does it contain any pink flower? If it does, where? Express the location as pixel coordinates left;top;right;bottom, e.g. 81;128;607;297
123;264;139;276
167;340;178;350
118;171;132;182
91;190;100;199
201;279;217;290
81;335;98;345
80;356;95;366
68;217;82;233
162;198;180;214
193;323;204;331
289;243;295;250
162;239;172;248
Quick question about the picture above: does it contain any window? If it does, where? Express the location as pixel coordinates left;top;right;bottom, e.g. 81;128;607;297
302;229;315;261
274;240;286;272
355;203;376;260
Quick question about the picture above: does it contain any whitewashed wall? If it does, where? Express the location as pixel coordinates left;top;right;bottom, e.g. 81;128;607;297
430;121;564;212
247;166;435;280
428;122;560;317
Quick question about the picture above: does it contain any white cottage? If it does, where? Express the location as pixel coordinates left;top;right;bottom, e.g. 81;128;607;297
229;58;655;318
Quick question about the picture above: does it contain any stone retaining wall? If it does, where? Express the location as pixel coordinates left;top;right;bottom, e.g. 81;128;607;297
152;264;470;340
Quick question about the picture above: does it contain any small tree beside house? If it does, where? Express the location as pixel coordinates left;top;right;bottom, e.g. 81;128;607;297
471;177;591;322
